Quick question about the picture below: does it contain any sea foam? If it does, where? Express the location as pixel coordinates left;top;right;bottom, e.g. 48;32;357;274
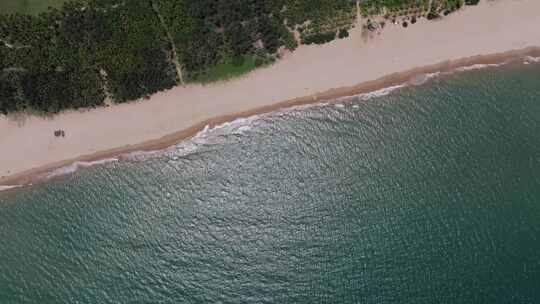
0;185;22;192
198;115;260;137
455;63;505;72
357;84;406;101
408;72;441;86
124;115;261;161
46;158;119;178
524;56;540;64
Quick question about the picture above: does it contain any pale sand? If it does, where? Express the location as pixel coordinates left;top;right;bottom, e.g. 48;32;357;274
1;0;540;187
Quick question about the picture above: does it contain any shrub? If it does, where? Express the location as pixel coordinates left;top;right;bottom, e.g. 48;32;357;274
338;28;349;39
302;31;336;45
427;10;440;20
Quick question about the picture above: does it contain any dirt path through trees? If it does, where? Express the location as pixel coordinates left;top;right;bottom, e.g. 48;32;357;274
151;1;185;85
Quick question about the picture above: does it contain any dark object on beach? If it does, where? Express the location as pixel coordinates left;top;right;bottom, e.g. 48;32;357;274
54;130;66;137
411;16;417;24
402;21;408;28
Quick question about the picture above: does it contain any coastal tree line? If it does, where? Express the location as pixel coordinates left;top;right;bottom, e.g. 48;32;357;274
0;0;477;115
0;0;359;114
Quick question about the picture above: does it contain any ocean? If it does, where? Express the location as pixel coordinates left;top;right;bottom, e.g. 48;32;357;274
1;60;540;303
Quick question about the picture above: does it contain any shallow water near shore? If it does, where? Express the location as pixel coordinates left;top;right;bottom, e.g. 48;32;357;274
1;63;540;303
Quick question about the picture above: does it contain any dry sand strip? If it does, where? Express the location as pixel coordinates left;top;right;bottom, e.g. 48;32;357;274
1;0;540;187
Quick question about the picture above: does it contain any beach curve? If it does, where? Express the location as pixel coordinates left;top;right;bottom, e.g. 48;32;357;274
1;0;540;188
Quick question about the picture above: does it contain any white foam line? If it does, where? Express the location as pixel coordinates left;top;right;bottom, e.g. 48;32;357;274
187;115;261;141
455;63;505;72
278;101;330;114
0;185;22;192
46;158;119;178
425;71;442;79
356;84;406;101
330;60;513;106
524;56;540;63
123;115;262;161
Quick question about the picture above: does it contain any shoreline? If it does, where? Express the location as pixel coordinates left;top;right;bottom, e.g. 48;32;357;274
2;0;540;189
2;47;540;188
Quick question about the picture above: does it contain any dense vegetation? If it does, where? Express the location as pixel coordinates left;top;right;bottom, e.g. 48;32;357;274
0;0;478;115
0;0;66;15
360;0;479;18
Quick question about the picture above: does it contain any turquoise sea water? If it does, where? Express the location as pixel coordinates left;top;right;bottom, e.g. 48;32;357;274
1;62;540;303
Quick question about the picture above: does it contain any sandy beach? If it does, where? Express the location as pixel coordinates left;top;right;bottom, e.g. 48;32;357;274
1;0;540;187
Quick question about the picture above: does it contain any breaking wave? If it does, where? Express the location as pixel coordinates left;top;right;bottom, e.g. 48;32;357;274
46;158;119;179
0;185;22;192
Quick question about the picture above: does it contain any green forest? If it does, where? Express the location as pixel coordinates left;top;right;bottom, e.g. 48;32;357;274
0;0;66;15
0;0;478;115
